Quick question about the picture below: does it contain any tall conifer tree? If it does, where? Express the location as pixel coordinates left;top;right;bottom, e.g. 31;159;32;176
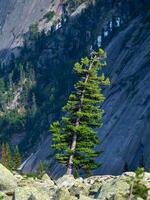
13;145;21;170
5;143;12;170
50;49;110;175
1;143;6;166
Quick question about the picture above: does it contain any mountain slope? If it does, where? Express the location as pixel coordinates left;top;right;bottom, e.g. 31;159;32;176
98;12;150;174
21;9;150;176
0;0;150;176
0;0;62;53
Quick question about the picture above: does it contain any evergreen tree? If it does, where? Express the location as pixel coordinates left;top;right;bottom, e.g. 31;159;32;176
50;49;110;175
1;143;6;166
8;72;13;89
19;63;25;86
37;161;47;178
0;78;6;110
31;94;37;115
13;145;21;170
5;143;12;170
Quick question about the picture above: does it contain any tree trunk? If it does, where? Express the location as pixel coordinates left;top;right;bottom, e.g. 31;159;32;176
66;133;77;175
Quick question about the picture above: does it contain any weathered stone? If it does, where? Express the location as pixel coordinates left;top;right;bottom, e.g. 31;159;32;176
33;180;57;198
123;172;135;177
85;175;115;185
14;173;23;183
0;164;17;192
14;175;56;200
96;176;130;200
0;164;150;200
79;194;94;200
69;179;90;197
0;191;10;200
53;188;76;200
41;174;54;186
56;175;75;189
14;185;50;200
144;172;150;181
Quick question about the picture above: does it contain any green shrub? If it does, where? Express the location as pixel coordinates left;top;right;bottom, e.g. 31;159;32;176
36;161;48;178
4;111;26;129
29;23;39;38
128;168;149;199
26;172;38;179
44;11;55;22
0;196;3;200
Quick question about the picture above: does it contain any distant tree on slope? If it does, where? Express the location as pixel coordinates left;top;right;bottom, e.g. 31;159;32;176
0;143;21;170
13;145;21;170
1;143;6;166
5;143;12;170
50;49;110;176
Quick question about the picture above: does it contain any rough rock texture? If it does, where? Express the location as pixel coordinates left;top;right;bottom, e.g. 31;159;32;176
0;164;150;200
21;6;150;176
0;0;150;177
0;0;62;59
97;12;150;175
0;164;17;192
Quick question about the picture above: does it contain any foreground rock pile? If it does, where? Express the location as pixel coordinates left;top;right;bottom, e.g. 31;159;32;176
0;164;150;200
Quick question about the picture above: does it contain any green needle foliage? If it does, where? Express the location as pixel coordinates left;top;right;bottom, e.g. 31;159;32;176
0;143;21;171
37;161;47;178
13;145;21;170
50;49;110;175
128;168;149;199
1;143;6;167
5;143;12;170
0;196;3;200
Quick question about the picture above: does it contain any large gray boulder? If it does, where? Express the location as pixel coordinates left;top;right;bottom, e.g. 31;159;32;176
56;175;76;189
53;188;77;200
14;185;50;200
96;176;130;199
0;164;17;192
14;174;56;200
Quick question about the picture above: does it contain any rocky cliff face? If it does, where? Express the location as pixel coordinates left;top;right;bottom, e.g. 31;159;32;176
0;164;150;200
0;0;150;176
97;11;150;175
0;0;62;53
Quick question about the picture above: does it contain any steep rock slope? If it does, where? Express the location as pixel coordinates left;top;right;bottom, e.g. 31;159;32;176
21;2;150;176
0;0;62;58
0;0;150;176
0;0;118;155
98;12;150;175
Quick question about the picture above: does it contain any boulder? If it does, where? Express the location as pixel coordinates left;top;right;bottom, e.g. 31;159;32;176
56;175;75;189
69;179;90;197
14;185;50;200
33;179;57;198
0;164;150;200
0;164;17;192
0;192;10;200
96;176;130;199
79;194;94;200
53;188;77;200
41;174;55;186
14;174;57;200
